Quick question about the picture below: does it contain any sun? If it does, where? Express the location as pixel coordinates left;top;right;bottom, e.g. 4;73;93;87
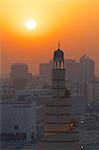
24;19;37;30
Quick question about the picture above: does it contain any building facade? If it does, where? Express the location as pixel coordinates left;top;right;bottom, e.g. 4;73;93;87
0;101;36;141
9;63;32;90
39;61;52;88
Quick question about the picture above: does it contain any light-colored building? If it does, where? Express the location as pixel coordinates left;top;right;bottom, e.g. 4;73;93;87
15;89;53;138
16;89;52;105
0;100;44;142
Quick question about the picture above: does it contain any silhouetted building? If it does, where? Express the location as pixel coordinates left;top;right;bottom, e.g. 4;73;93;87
39;61;52;88
65;55;95;83
0;78;14;100
9;63;32;90
32;75;40;89
38;55;95;96
65;59;81;82
80;55;95;82
91;80;99;101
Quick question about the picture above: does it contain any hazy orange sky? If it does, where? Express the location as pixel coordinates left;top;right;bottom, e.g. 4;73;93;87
0;0;99;77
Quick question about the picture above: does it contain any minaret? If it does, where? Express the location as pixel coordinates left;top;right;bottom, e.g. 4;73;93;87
37;44;80;150
44;44;75;136
52;43;66;98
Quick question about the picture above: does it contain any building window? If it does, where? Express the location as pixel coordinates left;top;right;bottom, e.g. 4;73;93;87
14;125;19;130
31;132;34;140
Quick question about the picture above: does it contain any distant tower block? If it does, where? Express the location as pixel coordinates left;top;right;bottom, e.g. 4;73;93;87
52;42;66;98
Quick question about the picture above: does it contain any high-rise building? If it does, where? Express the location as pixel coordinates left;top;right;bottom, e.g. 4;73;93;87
64;55;95;83
38;55;95;97
9;63;32;90
79;55;95;82
92;80;99;101
32;75;40;89
64;59;81;83
39;61;52;88
0;78;14;101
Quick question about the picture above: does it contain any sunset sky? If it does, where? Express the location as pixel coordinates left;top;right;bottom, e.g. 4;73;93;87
0;0;99;77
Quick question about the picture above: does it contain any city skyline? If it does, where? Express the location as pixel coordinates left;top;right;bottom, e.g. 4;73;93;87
0;1;99;149
0;53;98;78
0;36;99;150
1;45;99;78
1;0;99;77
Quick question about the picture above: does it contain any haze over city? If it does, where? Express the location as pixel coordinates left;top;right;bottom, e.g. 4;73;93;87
0;0;99;77
0;1;99;149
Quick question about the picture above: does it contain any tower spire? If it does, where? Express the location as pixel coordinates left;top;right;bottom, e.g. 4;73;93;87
58;41;60;49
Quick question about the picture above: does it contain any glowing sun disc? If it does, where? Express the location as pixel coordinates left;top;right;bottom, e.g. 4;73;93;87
24;19;37;30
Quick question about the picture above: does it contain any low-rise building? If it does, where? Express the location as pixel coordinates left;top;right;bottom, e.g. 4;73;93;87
0;100;44;142
0;100;36;142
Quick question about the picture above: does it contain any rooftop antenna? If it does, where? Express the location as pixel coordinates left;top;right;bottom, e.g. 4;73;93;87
58;41;60;49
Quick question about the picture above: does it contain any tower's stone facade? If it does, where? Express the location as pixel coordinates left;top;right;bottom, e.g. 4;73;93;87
37;44;80;150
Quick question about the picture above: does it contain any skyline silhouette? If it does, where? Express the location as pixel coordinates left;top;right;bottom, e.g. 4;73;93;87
1;0;99;77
